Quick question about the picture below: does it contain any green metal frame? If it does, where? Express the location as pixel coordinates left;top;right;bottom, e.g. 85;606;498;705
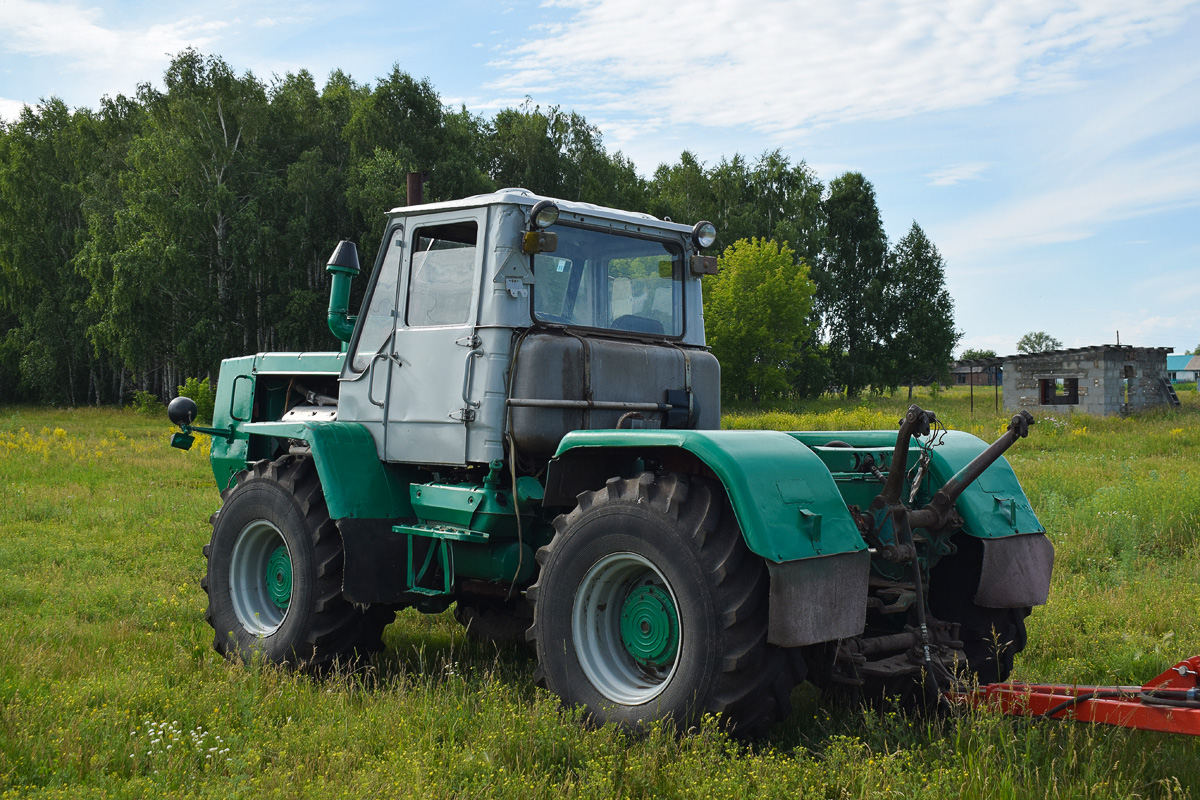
394;523;489;596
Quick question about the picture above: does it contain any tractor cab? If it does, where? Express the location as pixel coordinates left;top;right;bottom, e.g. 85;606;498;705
333;190;721;467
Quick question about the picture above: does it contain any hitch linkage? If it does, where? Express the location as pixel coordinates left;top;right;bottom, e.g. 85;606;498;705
867;405;1036;702
872;405;1036;532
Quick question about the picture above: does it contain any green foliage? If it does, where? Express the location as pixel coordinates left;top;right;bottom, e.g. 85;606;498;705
705;239;818;401
177;376;216;425
0;97;104;405
1017;331;1064;353
129;389;163;415
961;348;997;360
882;222;960;392
814;172;889;397
0;51;949;410
1;399;1198;798
650;149;823;260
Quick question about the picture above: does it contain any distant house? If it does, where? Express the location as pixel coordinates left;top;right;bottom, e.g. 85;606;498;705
950;361;1001;386
1001;345;1174;416
1167;354;1199;383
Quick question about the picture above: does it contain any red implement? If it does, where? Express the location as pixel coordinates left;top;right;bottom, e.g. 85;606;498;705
963;656;1200;736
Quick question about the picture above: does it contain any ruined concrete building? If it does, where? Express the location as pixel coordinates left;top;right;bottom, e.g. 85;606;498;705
1001;345;1175;416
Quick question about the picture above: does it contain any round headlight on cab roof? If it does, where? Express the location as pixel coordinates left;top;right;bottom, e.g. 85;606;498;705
692;220;717;249
530;200;560;229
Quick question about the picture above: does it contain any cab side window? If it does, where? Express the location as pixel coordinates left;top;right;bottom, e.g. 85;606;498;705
350;229;404;371
407;221;478;327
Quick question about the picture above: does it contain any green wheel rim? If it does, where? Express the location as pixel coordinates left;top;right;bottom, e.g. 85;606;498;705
572;552;682;704
620;584;678;666
266;546;292;610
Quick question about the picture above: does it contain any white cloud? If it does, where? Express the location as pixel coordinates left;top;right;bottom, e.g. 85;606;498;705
0;97;29;122
935;77;1200;260
927;162;993;186
0;0;225;76
491;0;1197;136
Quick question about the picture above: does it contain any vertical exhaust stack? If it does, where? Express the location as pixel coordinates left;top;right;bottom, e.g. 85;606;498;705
407;171;428;206
326;240;361;345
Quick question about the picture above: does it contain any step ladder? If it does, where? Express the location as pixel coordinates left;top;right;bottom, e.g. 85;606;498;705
1159;376;1182;408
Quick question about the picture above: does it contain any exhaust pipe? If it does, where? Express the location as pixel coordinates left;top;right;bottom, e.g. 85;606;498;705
326;171;427;347
326;240;361;344
407;171;428;205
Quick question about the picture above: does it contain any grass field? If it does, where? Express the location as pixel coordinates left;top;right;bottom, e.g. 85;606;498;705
2;386;1198;798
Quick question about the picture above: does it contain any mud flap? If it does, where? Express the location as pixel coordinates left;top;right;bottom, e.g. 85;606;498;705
766;550;870;647
338;518;411;605
975;532;1054;608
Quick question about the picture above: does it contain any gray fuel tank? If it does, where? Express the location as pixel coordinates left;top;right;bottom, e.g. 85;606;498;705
509;331;720;457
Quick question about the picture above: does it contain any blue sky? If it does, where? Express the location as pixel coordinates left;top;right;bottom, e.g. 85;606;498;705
1;0;1197;357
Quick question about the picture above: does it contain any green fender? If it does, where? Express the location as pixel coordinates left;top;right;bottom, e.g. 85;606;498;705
548;429;868;563
208;352;346;491
236;420;414;519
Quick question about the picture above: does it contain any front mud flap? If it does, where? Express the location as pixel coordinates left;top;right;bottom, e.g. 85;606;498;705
766;550;870;647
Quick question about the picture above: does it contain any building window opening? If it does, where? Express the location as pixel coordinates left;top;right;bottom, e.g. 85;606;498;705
1040;377;1079;405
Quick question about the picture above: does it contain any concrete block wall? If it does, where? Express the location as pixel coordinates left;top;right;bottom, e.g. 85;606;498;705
1002;347;1170;416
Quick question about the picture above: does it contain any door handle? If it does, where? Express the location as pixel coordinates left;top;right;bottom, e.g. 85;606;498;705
367;352;394;408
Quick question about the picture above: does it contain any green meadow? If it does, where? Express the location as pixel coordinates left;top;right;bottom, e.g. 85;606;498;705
2;386;1198;798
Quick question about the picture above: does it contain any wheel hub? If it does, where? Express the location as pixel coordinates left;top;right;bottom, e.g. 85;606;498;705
266;545;292;610
620;584;678;667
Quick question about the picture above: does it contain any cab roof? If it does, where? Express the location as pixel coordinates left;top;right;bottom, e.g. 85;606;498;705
387;188;696;237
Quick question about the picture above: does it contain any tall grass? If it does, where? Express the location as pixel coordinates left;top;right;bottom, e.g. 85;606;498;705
1;391;1197;798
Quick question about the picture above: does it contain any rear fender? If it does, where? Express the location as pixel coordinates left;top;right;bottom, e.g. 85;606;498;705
547;429;868;563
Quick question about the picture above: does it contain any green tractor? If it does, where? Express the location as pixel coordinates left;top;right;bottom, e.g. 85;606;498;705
168;183;1052;736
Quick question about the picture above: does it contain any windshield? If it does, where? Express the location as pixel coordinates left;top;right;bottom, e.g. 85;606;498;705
532;226;683;337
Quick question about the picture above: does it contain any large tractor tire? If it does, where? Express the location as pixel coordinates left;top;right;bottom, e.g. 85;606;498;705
528;472;793;737
928;533;1029;685
202;455;393;669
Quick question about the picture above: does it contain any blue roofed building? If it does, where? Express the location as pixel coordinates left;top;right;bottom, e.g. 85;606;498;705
1167;354;1199;383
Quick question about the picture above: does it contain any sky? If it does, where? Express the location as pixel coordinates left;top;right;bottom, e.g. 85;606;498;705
1;0;1197;357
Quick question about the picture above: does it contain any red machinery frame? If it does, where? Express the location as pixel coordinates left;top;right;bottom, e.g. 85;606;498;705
961;656;1200;736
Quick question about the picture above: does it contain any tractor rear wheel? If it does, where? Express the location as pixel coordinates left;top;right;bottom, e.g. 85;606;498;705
202;455;393;669
528;472;793;737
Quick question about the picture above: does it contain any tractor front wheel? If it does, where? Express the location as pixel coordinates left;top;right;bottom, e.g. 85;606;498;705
528;472;793;737
202;455;393;669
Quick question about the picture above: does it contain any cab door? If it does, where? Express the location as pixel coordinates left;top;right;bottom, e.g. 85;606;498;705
338;224;405;459
383;212;485;466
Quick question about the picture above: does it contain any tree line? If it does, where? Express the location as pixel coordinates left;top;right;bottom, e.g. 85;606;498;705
0;50;957;406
